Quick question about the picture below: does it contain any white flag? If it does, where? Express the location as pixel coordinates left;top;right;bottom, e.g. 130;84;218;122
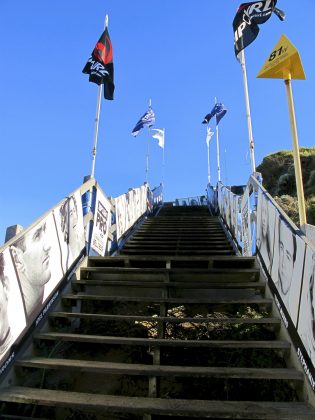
206;127;214;147
152;128;165;149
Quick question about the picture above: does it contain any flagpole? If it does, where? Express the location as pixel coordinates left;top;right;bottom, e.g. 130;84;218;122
216;124;221;182
284;76;307;226
207;139;211;184
162;129;165;188
90;14;108;179
240;49;256;174
146;127;150;183
145;99;152;183
214;97;221;183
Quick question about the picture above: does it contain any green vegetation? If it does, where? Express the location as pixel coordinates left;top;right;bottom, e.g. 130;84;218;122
256;147;315;225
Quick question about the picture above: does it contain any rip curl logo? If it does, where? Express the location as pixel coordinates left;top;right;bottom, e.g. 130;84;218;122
243;7;252;25
234;1;274;44
89;60;109;78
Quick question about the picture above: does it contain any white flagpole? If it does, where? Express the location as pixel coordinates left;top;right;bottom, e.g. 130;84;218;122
207;139;211;184
90;15;108;179
214;97;221;183
240;49;256;174
216;124;221;182
162;129;165;188
145;98;152;183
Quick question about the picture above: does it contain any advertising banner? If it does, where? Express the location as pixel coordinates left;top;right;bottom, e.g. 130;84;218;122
256;190;277;274
90;189;112;256
240;188;251;256
54;191;85;274
1;189;86;373
298;246;315;365
0;248;26;364
271;216;306;325
115;185;148;240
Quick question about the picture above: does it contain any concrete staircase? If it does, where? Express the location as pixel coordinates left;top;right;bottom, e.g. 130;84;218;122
0;205;314;419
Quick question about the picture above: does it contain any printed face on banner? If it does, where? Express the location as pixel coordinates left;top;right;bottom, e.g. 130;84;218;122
271;216;305;325
298;246;315;364
256;191;277;274
0;249;26;363
54;192;85;274
10;213;62;323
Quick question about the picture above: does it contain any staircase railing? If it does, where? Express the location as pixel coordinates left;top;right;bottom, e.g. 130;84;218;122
0;179;163;380
207;175;315;393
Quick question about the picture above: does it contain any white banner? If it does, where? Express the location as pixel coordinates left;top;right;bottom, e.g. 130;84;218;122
115;185;148;240
298;246;315;363
1;188;86;370
240;188;251;256
256;190;277;274
0;248;26;362
54;191;85;274
270;216;306;325
91;189;112;256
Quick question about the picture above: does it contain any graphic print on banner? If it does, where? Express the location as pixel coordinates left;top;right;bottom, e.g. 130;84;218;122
10;213;63;325
298;246;315;369
115;185;148;240
54;191;85;275
271;216;306;325
91;189;112;256
256;190;277;274
240;188;251;256
0;248;26;366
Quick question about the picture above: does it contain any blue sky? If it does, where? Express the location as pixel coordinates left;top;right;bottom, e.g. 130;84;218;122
0;0;313;242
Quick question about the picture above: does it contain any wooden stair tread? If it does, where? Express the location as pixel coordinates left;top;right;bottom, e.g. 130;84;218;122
15;357;304;381
49;311;280;325
62;293;272;305
34;332;290;349
81;266;259;274
0;387;314;418
73;280;265;289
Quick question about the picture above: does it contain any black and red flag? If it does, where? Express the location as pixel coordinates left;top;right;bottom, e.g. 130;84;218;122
233;0;285;58
83;27;114;100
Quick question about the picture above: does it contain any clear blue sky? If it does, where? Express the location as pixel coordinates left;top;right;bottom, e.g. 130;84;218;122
0;0;313;242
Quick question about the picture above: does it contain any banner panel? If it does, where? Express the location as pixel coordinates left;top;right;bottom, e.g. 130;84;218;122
10;213;63;324
91;189;112;256
241;188;251;256
298;246;315;365
115;185;148;240
54;191;85;274
0;248;26;365
271;216;306;325
256;190;277;274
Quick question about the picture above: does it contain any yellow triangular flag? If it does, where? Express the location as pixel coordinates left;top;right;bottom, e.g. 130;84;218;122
257;34;306;80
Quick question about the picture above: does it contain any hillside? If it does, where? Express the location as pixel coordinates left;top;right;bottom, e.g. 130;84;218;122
256;147;315;226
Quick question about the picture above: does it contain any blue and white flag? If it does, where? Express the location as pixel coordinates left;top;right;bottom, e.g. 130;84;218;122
202;103;227;126
152;128;165;149
131;107;155;137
